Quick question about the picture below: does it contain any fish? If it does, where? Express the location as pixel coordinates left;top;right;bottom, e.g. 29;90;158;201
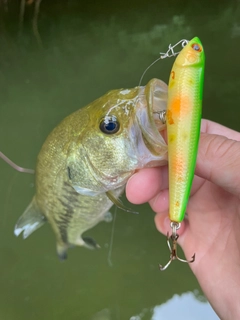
167;36;205;223
14;78;168;259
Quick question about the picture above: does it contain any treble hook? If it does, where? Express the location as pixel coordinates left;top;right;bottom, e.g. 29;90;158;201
159;222;195;271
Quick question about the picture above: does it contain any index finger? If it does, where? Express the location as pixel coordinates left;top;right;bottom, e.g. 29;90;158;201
126;166;168;204
201;119;240;140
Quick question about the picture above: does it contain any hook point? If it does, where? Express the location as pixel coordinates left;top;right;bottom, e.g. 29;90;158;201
159;222;195;271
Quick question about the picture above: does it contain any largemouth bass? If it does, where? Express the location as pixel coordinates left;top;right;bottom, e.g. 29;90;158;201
14;78;168;259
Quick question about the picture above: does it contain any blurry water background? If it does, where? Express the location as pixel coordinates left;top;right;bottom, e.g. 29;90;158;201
0;0;240;319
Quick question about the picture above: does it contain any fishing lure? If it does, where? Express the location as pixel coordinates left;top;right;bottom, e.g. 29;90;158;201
159;37;205;270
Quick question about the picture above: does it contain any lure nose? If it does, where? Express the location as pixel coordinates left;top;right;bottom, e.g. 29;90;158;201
174;36;204;67
191;36;203;46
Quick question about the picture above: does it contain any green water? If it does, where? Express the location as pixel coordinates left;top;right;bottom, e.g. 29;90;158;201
0;1;239;319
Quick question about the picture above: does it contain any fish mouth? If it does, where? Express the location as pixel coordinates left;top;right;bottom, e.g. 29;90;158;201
136;78;168;163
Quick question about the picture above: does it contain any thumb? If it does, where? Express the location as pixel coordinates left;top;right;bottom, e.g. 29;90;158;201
196;133;240;196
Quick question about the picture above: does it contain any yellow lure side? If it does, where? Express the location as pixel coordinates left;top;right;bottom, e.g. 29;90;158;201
167;37;205;222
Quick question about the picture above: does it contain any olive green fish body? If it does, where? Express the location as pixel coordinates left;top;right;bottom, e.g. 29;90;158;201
34;110;123;249
15;79;168;259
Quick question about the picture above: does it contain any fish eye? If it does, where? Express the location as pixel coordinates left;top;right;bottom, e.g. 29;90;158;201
191;43;202;52
99;116;120;134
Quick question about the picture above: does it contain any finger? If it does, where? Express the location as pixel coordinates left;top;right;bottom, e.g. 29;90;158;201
154;211;169;235
149;188;169;213
126;166;168;204
195;133;240;196
189;174;205;196
154;211;187;237
201;119;240;141
183;120;240;196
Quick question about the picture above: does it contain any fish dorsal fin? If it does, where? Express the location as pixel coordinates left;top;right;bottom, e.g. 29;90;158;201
14;198;46;239
106;191;138;214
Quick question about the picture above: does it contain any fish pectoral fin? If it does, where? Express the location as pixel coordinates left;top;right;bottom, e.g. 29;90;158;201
14;198;46;239
72;185;102;196
82;237;101;250
106;191;138;214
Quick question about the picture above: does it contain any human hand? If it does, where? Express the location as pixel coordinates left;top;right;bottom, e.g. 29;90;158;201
126;119;240;320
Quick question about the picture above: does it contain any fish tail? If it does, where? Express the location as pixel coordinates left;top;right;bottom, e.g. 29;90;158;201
14;197;46;239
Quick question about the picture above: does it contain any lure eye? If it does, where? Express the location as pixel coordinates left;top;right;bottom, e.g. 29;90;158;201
191;43;202;52
100;116;120;134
